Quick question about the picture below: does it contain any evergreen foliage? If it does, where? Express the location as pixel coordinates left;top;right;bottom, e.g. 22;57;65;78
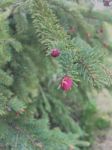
0;0;112;149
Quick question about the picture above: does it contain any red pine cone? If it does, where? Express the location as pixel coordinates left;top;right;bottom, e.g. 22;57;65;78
51;48;60;57
60;76;73;91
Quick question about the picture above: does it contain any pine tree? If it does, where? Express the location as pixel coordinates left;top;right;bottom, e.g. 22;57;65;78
0;0;112;150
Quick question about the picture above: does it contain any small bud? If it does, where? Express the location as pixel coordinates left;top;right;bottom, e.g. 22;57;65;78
103;42;109;48
86;32;91;39
100;28;103;33
68;27;76;33
16;112;20;117
51;48;60;57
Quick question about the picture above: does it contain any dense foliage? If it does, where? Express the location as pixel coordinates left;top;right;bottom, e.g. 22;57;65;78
0;0;112;150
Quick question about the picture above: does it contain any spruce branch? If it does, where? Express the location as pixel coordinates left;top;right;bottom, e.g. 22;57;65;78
30;0;111;87
47;0;95;36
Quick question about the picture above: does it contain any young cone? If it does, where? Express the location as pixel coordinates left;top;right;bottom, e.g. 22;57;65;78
60;76;73;91
51;48;60;57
